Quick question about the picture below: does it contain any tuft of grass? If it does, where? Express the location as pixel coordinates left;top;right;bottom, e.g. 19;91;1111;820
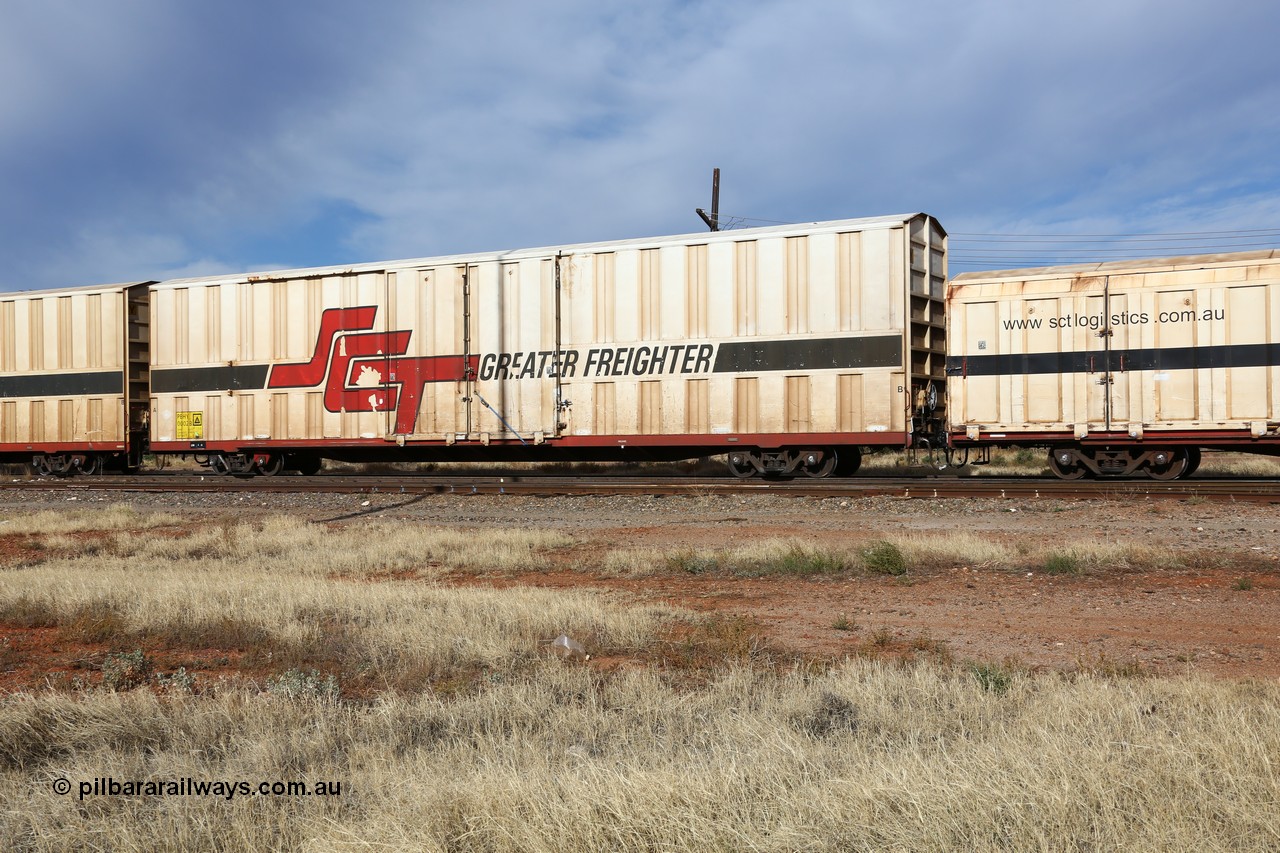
656;615;771;670
831;613;856;632
869;627;895;648
61;602;129;644
1042;551;1083;575
147;615;276;652
748;543;849;577
1074;652;1148;678
862;540;907;576
892;531;1014;572
0;595;60;629
0;636;20;671
909;632;952;664
665;549;721;575
1233;577;1254;591
969;661;1015;694
792;691;860;737
652;541;853;578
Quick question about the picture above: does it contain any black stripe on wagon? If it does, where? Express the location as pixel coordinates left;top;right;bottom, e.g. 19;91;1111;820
713;335;902;374
946;342;1280;377
150;365;271;394
0;370;123;399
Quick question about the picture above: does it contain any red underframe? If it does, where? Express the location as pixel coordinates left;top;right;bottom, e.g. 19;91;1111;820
951;429;1278;446
1;442;127;454
147;431;909;453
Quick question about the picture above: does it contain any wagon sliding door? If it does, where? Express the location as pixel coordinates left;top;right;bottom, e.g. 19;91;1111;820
386;266;471;440
1082;276;1130;432
1104;283;1134;429
469;257;562;443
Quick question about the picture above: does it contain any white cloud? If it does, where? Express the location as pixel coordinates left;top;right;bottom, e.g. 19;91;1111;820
2;0;1279;290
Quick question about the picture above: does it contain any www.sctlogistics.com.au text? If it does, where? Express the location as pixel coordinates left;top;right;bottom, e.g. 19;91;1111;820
1002;308;1226;331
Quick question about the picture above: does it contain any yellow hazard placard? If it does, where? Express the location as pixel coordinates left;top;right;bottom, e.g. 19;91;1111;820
176;411;204;440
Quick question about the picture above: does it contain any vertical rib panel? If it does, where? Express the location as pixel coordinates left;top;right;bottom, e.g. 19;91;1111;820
735;241;757;336
786;236;809;334
686;244;708;338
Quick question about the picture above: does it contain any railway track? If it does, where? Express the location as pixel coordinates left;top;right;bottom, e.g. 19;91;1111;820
3;471;1280;502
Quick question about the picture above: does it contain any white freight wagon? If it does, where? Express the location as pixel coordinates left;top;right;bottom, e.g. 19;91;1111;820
946;250;1280;478
0;282;150;474
148;213;947;477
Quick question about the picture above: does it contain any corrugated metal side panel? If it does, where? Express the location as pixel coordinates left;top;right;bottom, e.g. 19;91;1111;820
554;221;916;440
947;256;1280;434
147;216;927;447
0;301;13;372
392;265;464;438
0;288;128;447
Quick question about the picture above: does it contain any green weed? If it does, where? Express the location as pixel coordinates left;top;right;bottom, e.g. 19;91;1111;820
862;541;907;576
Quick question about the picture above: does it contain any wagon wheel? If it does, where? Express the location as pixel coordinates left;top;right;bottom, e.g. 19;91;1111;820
1047;448;1089;480
207;453;232;475
726;452;758;479
255;454;285;477
944;446;970;468
1183;447;1202;478
30;456;53;477
799;451;837;479
76;454;103;476
1147;449;1191;481
833;447;863;477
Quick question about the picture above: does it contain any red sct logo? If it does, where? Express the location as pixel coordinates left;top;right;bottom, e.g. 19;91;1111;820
266;307;475;434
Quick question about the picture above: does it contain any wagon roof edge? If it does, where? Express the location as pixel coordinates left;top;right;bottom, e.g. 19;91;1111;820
147;213;942;288
951;249;1280;284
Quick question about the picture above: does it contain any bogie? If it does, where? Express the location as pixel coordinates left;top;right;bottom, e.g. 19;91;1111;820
724;448;849;480
1046;446;1199;481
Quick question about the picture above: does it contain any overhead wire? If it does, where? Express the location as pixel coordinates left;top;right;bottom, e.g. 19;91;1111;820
699;213;1280;269
949;226;1280;270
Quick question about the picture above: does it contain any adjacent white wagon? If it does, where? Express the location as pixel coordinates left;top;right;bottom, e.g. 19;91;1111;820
946;250;1280;478
0;282;149;474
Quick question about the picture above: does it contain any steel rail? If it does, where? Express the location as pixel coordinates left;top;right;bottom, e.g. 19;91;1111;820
3;473;1279;502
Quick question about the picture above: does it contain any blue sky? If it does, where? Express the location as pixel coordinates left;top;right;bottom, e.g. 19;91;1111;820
3;0;1279;292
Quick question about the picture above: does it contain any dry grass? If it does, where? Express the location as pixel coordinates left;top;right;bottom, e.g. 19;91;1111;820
0;515;658;694
603;539;850;578
1195;451;1280;478
2;663;1277;851
0;504;182;535
18;514;571;575
599;532;1221;578
1;512;1278;850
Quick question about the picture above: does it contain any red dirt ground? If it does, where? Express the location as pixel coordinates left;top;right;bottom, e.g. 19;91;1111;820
1;493;1278;689
448;558;1279;679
